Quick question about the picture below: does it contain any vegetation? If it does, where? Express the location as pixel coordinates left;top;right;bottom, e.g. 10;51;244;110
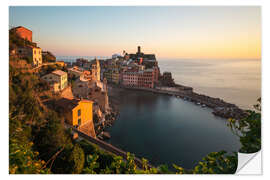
228;98;261;153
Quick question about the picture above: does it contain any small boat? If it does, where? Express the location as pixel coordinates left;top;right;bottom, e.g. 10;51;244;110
102;131;111;139
196;102;201;105
97;135;104;140
202;104;206;107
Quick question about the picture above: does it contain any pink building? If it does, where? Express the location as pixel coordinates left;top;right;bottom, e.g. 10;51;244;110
122;67;156;88
122;69;138;87
137;69;155;88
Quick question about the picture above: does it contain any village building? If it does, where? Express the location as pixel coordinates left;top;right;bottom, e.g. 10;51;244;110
17;46;42;66
74;58;89;67
161;71;175;87
72;76;96;99
82;61;91;69
11;26;32;42
55;98;96;138
100;68;106;81
41;70;68;92
112;70;121;85
138;69;155;88
103;70;113;83
122;69;139;87
68;58;101;81
122;65;157;88
102;58;122;84
68;66;84;78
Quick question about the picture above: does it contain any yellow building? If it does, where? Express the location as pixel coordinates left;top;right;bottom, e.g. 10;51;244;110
17;46;42;66
32;47;42;66
56;61;66;67
112;70;121;84
56;98;96;138
104;70;113;82
41;70;68;92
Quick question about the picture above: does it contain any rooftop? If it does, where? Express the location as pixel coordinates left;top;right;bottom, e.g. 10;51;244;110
55;98;94;111
55;98;80;111
68;67;83;73
52;70;67;76
11;26;32;32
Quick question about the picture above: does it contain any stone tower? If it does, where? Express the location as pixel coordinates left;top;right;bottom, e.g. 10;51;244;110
91;58;101;81
95;58;100;81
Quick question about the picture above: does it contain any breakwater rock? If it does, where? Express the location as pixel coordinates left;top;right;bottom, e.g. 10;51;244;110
183;92;248;120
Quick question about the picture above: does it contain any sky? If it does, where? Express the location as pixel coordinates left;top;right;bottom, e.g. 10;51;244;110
9;6;261;59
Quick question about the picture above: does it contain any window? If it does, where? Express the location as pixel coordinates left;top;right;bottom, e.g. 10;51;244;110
78;118;81;126
78;109;81;116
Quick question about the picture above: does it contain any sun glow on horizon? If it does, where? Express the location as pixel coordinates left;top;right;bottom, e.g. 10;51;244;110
9;6;261;60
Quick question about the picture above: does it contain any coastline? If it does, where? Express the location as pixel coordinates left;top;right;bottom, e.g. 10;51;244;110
107;83;247;121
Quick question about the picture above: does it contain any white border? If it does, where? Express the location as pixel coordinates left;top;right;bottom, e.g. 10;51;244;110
7;0;264;6
2;0;269;180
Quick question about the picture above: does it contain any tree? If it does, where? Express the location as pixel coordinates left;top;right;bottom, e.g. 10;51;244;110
68;144;85;174
228;97;261;153
34;112;72;158
82;154;100;174
192;151;237;174
9;112;50;174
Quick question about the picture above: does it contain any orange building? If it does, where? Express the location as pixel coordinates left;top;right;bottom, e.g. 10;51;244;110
56;98;96;138
12;26;32;42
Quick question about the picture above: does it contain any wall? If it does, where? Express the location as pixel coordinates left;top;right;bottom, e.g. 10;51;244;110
72;101;93;126
32;48;42;66
60;73;68;90
41;73;61;90
68;69;83;78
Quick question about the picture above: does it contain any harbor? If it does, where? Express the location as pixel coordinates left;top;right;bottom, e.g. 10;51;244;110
105;87;241;170
119;84;248;121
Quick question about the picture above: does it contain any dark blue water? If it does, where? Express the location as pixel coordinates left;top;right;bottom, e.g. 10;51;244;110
106;90;241;169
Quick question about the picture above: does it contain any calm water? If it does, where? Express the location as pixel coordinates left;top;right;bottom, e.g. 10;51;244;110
159;59;261;110
107;90;241;169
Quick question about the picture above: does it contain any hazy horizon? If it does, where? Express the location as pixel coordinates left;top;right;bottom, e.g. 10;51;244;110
9;6;261;59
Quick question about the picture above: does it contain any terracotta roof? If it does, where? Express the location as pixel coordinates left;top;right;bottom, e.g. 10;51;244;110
12;26;32;32
55;98;80;111
52;70;67;76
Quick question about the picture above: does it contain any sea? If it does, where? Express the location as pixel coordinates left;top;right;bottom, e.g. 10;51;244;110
57;57;261;170
158;59;261;110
